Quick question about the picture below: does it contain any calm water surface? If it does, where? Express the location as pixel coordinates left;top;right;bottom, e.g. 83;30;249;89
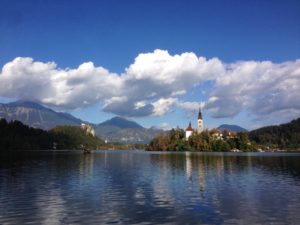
0;150;300;225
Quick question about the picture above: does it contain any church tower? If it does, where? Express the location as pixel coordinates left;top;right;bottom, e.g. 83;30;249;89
197;108;204;134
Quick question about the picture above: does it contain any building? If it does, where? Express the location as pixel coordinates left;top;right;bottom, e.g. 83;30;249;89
185;108;204;139
197;108;204;134
210;128;223;140
185;122;194;140
80;123;95;137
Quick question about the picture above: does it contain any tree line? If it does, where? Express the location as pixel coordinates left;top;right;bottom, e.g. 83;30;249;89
1;117;299;152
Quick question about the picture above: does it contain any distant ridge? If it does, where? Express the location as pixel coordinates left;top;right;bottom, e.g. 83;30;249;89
0;100;83;130
0;101;163;144
95;116;162;144
7;100;48;110
217;124;247;132
98;116;143;129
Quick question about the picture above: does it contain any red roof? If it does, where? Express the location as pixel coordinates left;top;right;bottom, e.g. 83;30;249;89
210;128;221;134
185;122;193;131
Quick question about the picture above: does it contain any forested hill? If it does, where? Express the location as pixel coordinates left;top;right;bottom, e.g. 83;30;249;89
0;119;104;150
249;118;300;150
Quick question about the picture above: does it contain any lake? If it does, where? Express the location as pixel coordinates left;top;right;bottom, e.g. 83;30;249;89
1;151;300;225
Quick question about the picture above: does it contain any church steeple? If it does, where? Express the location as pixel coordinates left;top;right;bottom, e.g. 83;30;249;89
198;108;202;120
197;107;204;134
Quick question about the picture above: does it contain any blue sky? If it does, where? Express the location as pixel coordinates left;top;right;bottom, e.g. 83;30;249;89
0;0;299;130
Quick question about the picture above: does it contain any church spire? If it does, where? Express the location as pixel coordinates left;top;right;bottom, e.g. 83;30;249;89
197;107;204;134
198;107;202;120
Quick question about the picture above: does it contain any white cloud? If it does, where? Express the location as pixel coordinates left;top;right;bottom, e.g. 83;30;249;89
0;57;122;109
125;49;223;90
0;50;299;122
176;101;204;111
171;90;186;96
153;122;171;131
109;49;223;116
205;60;300;122
152;98;177;116
134;101;146;109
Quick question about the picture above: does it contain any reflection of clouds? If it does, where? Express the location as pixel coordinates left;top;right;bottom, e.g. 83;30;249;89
152;171;175;208
134;186;146;205
96;151;179;224
35;188;66;225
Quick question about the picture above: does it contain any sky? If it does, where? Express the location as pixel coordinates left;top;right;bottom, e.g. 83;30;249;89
0;0;299;130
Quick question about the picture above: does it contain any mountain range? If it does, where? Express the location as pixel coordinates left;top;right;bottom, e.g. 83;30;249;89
0;100;251;143
0;101;82;130
0;101;162;144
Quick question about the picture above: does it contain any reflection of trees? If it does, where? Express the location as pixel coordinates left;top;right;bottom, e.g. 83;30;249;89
198;158;205;193
79;153;94;181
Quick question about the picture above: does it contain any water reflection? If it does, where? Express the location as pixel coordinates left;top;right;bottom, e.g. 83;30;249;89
198;158;205;193
185;152;193;182
0;151;300;224
79;153;94;179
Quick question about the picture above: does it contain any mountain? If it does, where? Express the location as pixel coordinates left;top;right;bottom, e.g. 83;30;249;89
95;116;162;144
249;118;300;150
0;100;83;130
98;116;143;129
0;101;162;144
217;124;248;132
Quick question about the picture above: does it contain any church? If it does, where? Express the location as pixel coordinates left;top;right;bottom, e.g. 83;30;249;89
185;108;203;139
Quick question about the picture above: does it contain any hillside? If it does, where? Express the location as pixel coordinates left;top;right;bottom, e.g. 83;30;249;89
249;118;300;150
51;126;104;149
0;118;105;150
217;124;247;132
0;101;82;130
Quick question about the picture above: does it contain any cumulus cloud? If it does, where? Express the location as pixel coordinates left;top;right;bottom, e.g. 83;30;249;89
102;49;223;116
0;57;122;109
152;98;177;116
152;122;171;131
205;60;300;121
176;100;204;111
0;50;299;122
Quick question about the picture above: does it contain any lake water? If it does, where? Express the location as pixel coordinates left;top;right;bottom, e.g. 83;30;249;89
0;151;300;225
